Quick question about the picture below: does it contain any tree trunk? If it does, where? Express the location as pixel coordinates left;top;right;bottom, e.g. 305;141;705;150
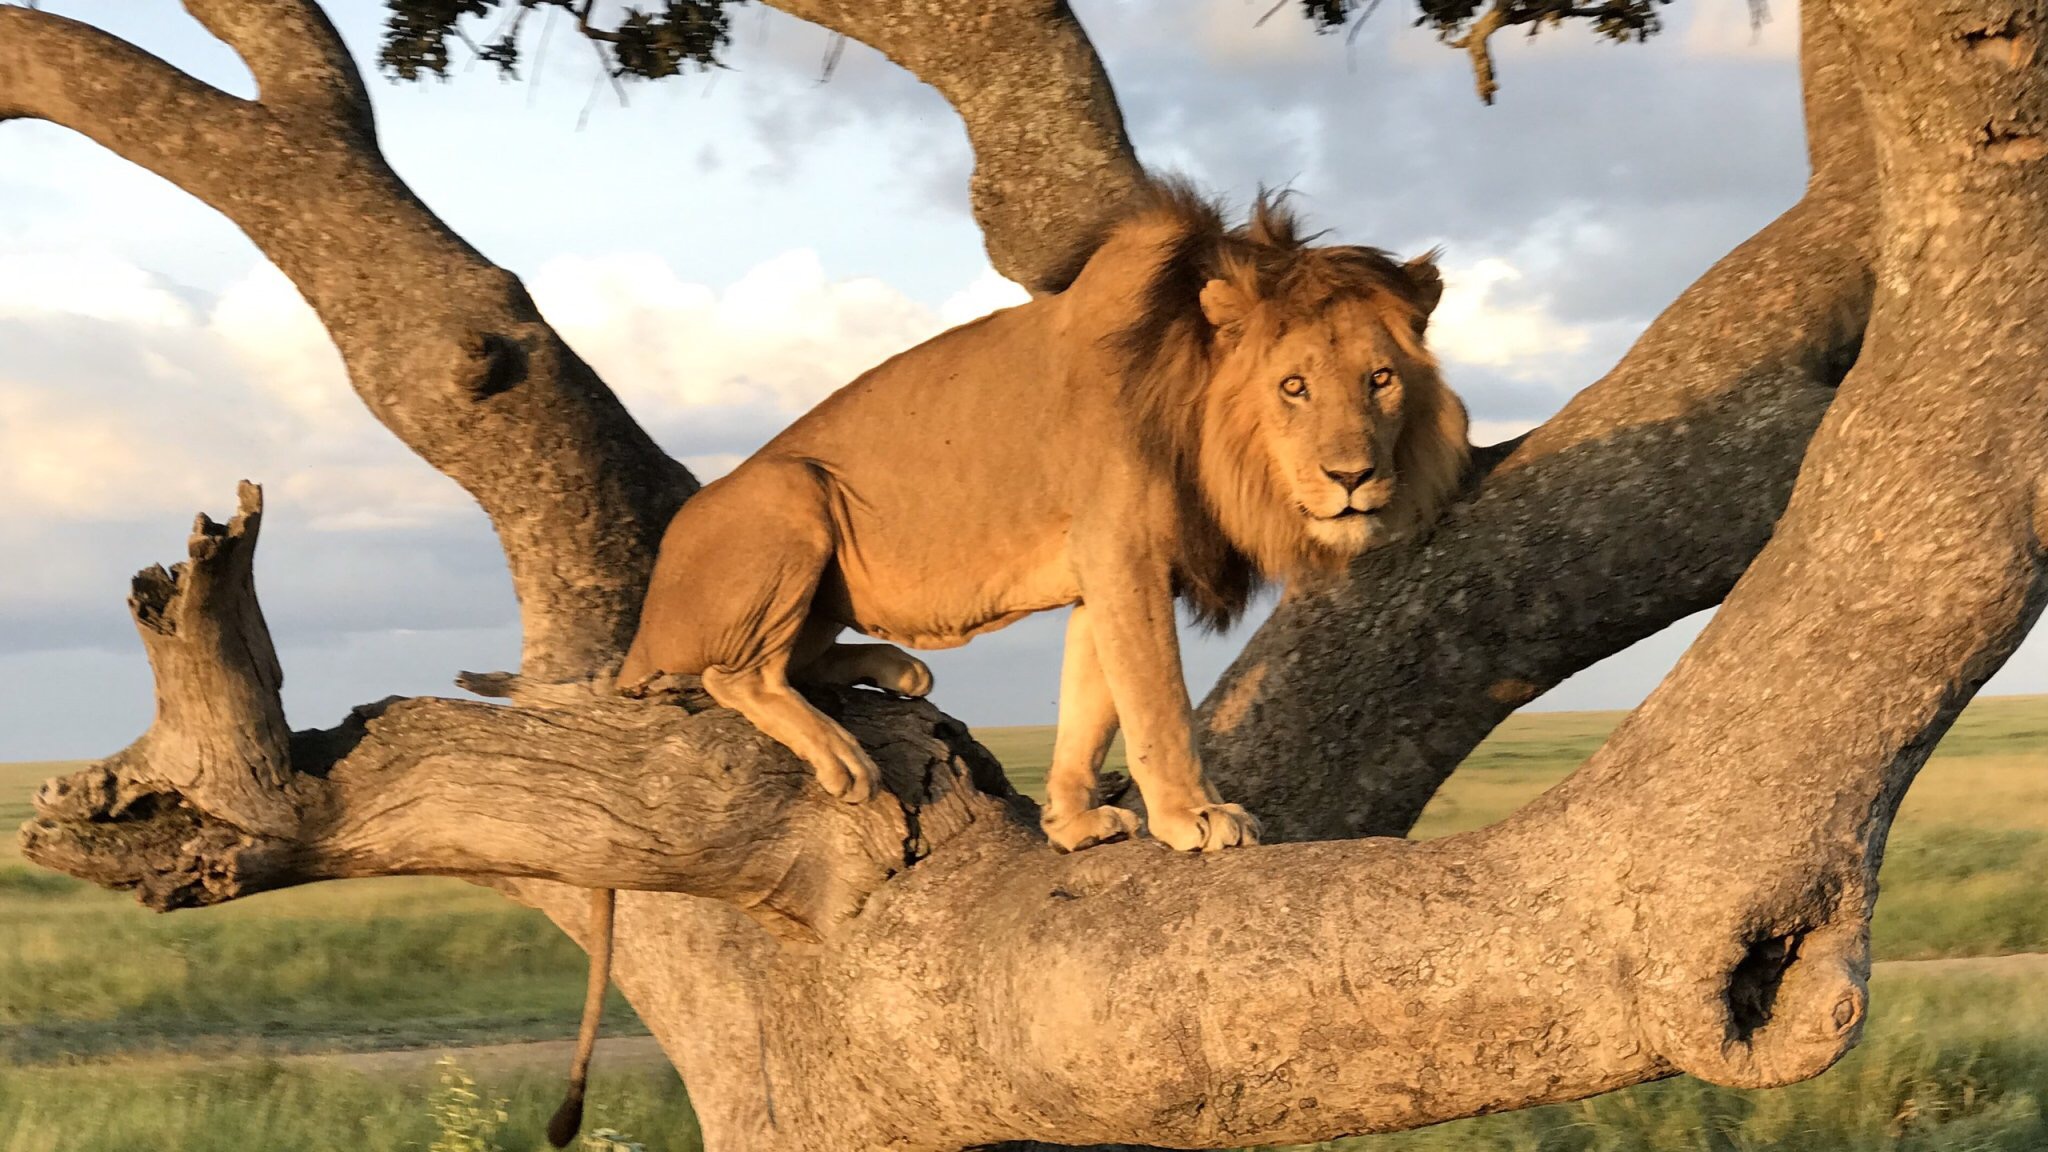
14;1;2047;1150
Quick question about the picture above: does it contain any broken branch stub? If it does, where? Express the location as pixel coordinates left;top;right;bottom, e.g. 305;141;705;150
108;480;298;837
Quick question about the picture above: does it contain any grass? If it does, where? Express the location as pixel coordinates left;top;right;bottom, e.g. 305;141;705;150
0;1056;699;1152
1;761;641;1064
969;725;1125;801
0;961;2039;1152
1409;697;2048;961
2;696;2044;1150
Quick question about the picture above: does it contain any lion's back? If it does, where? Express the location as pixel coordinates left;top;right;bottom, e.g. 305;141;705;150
731;293;1119;640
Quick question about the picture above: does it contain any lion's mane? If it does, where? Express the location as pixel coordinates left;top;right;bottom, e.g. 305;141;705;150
1094;178;1470;630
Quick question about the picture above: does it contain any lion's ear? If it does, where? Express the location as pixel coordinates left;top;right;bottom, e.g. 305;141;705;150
1402;251;1445;324
1199;279;1251;331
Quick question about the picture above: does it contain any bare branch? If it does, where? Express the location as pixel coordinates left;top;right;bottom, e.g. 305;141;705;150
19;488;1004;936
761;0;1143;292
181;0;372;128
17;475;1920;1149
1451;2;1513;105
0;7;263;173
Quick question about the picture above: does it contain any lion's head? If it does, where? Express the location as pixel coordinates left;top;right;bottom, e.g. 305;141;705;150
1109;180;1471;627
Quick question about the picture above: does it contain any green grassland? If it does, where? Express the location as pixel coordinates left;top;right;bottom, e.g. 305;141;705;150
0;762;642;1065
3;696;2044;1150
7;960;2034;1152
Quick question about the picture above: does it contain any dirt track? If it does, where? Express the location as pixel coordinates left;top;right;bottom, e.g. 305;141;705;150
299;1034;674;1076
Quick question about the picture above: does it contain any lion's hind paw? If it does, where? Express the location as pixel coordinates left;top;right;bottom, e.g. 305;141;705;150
1041;804;1141;853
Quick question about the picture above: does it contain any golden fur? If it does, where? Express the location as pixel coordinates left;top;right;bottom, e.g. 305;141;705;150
617;175;1471;856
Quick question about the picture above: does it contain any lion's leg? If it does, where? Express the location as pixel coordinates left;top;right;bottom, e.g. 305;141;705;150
798;641;934;698
1073;546;1259;853
702;654;881;804
1040;605;1139;852
635;460;882;803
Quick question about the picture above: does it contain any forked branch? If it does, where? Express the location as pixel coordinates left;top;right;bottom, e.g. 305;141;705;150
1197;0;1877;842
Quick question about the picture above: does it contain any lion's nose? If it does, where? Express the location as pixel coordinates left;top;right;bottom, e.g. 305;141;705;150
1324;466;1374;492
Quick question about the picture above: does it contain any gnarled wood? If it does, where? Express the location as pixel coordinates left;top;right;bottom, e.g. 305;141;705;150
20;488;1013;937
12;480;1925;1149
104;481;298;838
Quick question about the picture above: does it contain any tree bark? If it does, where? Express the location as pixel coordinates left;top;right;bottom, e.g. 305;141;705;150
20;488;1011;936
759;0;1145;293
15;1;2048;1150
21;465;1944;1149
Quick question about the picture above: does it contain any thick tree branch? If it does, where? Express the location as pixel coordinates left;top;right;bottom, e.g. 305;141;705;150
181;0;373;127
20;6;2038;1152
1201;0;1877;842
27;447;1979;1148
0;7;261;161
761;0;1143;292
20;486;1889;1148
0;1;692;683
19;487;1014;938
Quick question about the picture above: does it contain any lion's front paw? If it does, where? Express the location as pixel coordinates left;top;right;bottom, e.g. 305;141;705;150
799;723;881;804
1147;803;1261;852
1041;804;1141;852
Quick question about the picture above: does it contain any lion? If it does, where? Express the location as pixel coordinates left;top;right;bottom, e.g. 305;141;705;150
545;179;1472;1144
622;177;1467;849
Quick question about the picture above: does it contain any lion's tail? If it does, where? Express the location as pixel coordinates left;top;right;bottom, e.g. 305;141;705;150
548;887;616;1149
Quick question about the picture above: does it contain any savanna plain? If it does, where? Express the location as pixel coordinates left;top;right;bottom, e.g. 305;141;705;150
3;697;2045;1151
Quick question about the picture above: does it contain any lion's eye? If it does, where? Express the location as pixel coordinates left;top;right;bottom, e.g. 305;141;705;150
1280;375;1309;399
1369;367;1395;389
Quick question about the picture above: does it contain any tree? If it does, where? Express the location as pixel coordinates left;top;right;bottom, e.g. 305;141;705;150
4;1;2042;1150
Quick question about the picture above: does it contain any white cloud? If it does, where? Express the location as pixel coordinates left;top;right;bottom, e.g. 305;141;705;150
1195;0;1326;67
937;269;1031;328
0;250;194;327
1430;258;1592;374
0;383;213;518
206;263;355;425
1468;418;1540;447
530;248;1026;430
0;256;466;530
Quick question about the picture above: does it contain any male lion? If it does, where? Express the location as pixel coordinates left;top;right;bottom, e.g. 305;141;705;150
616;178;1468;851
550;181;1471;1145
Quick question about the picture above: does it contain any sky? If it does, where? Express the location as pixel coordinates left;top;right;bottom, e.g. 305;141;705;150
3;0;2043;761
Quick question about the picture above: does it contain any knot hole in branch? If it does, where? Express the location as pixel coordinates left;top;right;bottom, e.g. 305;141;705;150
1726;929;1802;1041
469;332;529;399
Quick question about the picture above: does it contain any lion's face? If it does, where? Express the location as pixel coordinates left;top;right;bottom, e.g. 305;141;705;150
1199;275;1464;569
1247;300;1419;551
